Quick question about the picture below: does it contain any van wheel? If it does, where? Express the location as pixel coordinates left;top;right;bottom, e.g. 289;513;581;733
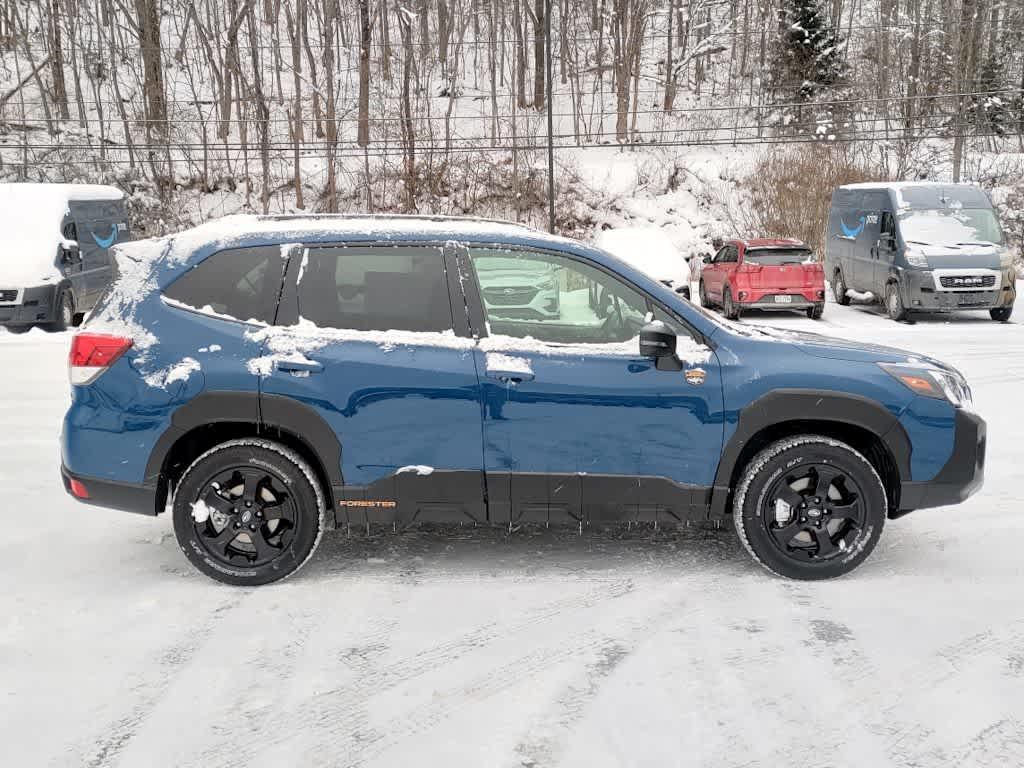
5;325;31;334
832;270;851;305
733;436;886;580
45;291;74;332
173;439;325;586
990;306;1013;322
723;287;741;320
885;282;907;321
698;280;710;308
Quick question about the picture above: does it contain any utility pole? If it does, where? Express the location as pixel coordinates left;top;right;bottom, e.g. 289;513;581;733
545;0;555;234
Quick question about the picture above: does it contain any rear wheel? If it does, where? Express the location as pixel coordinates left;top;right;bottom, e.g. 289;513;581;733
885;281;907;321
806;304;824;320
733;436;886;580
833;270;851;305
173;439;325;586
723;287;740;320
990;306;1013;322
4;325;31;334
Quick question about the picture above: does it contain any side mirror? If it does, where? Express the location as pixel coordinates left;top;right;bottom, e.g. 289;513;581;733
880;233;897;249
702;255;712;265
639;320;683;371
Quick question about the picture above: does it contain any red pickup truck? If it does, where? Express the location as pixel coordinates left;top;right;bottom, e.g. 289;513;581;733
698;238;826;320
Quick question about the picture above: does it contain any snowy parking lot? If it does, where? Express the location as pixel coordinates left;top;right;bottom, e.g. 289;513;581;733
3;295;1023;768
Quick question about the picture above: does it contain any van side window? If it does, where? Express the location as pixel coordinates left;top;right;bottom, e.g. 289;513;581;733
62;222;78;241
163;246;284;324
880;213;896;236
862;191;889;211
297;247;453;333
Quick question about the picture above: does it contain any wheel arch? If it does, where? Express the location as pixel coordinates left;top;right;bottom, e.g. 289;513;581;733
710;390;910;518
146;392;342;514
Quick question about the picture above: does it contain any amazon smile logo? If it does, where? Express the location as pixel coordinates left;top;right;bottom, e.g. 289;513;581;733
840;214;866;238
91;225;119;249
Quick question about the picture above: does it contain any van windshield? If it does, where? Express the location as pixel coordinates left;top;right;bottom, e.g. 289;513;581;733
744;248;812;265
898;208;1003;247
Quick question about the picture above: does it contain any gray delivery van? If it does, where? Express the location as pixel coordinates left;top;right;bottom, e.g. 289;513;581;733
0;183;128;333
825;182;1015;321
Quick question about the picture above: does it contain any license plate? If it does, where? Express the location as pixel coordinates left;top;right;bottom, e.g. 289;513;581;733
773;295;793;304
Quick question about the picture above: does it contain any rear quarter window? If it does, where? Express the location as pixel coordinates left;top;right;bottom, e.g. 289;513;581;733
163;245;285;324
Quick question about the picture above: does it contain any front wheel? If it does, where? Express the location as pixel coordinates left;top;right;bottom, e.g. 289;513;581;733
173;439;325;586
733;436;886;580
885;282;907;321
990;306;1013;322
698;280;710;308
45;291;74;332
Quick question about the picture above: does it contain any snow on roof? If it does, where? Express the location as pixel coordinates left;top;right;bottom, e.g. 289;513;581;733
593;226;689;285
0;183;122;286
838;181;981;191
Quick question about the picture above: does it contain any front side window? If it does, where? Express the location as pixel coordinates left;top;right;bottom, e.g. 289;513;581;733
296;246;452;332
163;246;284;324
468;247;663;345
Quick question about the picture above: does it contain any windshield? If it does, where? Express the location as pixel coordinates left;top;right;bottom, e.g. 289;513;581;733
744;248;812;265
898;208;1003;246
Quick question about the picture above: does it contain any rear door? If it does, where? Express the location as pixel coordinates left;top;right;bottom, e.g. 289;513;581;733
259;243;486;527
459;244;723;526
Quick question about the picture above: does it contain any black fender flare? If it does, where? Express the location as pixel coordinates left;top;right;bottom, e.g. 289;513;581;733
709;389;912;515
144;391;343;489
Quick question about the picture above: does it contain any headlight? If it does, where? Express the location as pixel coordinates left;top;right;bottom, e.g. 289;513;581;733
879;362;973;410
905;249;928;268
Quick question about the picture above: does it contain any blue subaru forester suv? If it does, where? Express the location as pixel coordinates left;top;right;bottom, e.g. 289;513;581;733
61;215;985;584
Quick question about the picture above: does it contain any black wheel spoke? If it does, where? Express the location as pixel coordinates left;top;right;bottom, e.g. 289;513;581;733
201;489;234;516
812;466;841;500
203;525;238;550
812;527;837;557
251;530;280;560
770;520;805;547
776;484;805;509
830;498;865;526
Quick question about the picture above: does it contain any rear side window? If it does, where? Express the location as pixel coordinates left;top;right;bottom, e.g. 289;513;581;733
296;246;452;332
163;246;284;324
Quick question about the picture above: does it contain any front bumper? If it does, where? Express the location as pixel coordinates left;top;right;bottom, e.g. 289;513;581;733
898;408;985;512
0;284;59;325
901;268;1015;312
61;465;159;516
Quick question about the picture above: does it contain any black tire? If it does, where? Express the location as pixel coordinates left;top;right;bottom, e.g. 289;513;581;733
990;306;1013;322
173;439;325;586
733;435;886;580
723;287;740;320
45;291;74;332
4;325;31;334
885;281;908;321
806;303;824;320
833;269;851;305
698;280;710;308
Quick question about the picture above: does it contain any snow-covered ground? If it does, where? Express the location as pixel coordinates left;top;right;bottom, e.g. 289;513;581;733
2;295;1023;768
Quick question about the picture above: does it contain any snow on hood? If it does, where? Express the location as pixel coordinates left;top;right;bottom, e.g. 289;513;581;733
0;184;121;286
751;325;951;366
594;227;690;286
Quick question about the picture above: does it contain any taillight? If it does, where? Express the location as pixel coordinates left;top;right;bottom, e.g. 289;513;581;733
69;333;133;385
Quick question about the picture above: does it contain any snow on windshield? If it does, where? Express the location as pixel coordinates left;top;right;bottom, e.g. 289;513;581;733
899;208;1003;246
594;227;690;285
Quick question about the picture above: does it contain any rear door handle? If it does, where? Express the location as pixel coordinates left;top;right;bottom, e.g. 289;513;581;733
276;359;324;374
486;369;535;384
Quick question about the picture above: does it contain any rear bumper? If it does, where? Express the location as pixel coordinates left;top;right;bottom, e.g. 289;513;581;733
898;409;985;513
61;465;158;516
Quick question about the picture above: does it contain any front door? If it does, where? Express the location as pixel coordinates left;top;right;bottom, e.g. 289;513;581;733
259;244;486;527
459;245;724;526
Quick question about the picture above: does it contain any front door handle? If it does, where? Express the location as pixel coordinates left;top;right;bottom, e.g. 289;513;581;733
486;369;535;384
276;358;324;374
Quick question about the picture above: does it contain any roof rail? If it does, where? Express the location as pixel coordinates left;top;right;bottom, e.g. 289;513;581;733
255;212;535;229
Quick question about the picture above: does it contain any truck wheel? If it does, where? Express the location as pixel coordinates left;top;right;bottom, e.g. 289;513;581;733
173;439;326;586
723;287;741;320
990;306;1013;322
698;280;710;308
733;436;886;580
833;270;851;305
885;282;907;321
806;304;824;320
45;291;74;332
